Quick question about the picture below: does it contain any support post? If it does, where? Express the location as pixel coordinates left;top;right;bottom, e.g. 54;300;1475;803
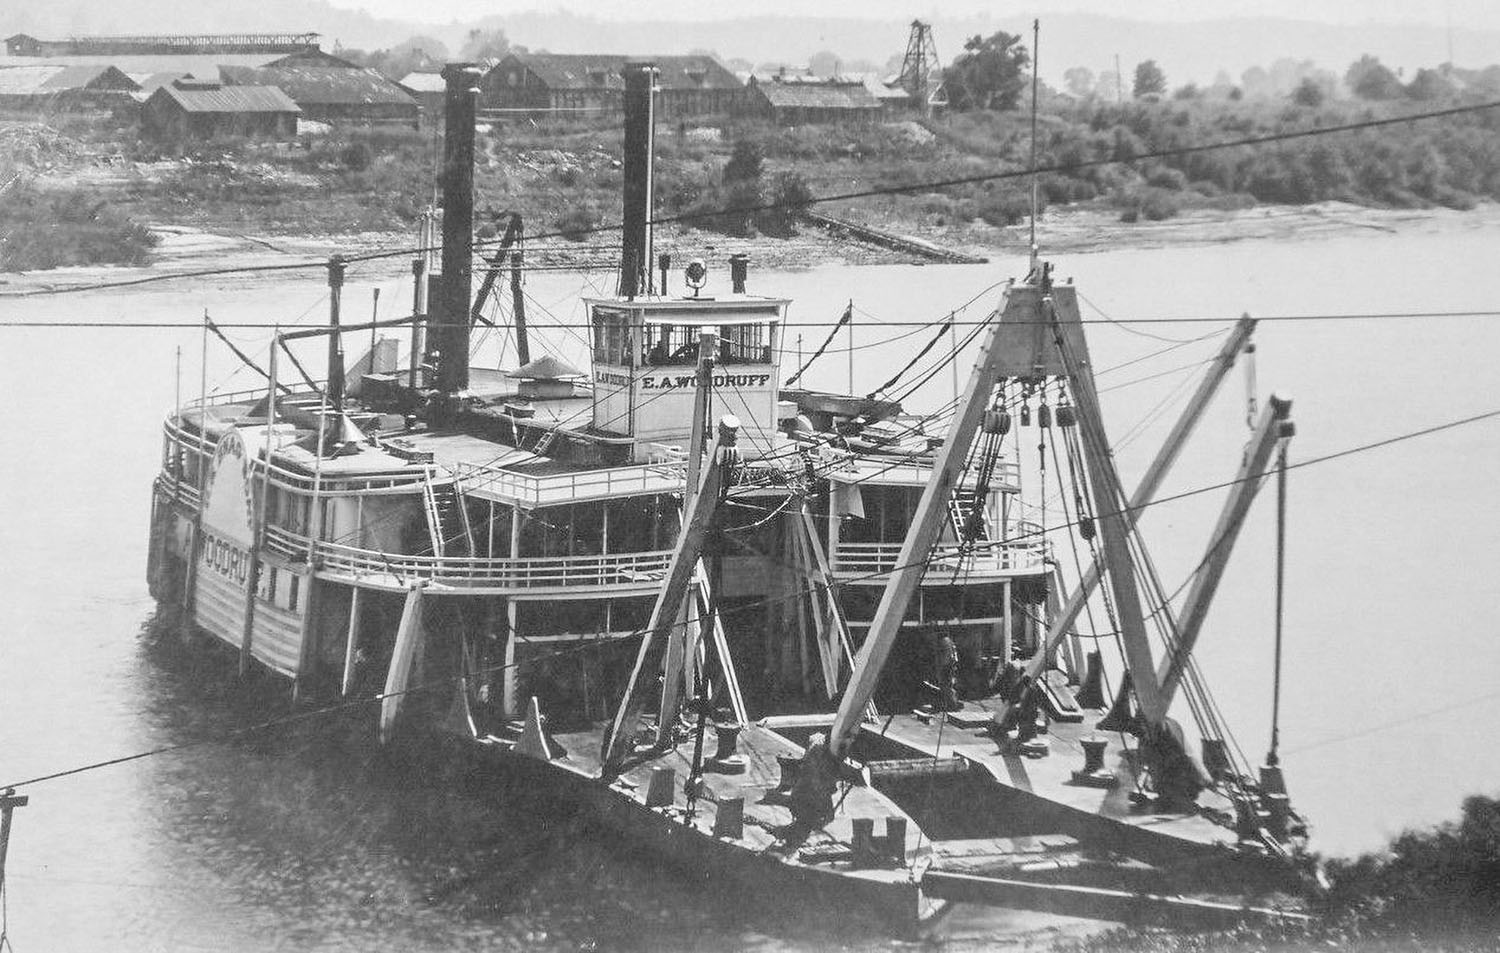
341;586;363;696
380;583;427;745
685;329;717;502
410;256;426;388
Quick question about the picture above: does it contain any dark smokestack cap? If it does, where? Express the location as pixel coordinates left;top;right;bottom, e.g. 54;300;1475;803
729;254;749;294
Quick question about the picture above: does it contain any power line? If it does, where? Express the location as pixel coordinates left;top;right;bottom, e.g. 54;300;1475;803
3;399;1496;792
5;97;1500;299
11;308;1500;330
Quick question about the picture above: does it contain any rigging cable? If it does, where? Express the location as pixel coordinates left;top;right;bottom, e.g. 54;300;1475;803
1268;440;1288;767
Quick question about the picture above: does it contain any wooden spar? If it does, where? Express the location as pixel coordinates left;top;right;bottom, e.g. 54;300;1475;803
993;315;1256;726
602;416;740;772
827;286;1023;760
469;213;522;329
281;313;421;341
1156;395;1293;705
380;583;426;745
1045;288;1166;726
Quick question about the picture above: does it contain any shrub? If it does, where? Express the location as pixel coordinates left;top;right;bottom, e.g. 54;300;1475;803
757;171;812;236
0;184;158;271
975;190;1042;227
340;142;373;171
554;203;600;241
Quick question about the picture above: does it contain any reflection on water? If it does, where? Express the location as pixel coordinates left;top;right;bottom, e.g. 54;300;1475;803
2;221;1500;950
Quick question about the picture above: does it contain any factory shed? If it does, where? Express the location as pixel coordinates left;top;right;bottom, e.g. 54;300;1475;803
738;75;881;125
140;79;299;141
484;53;741;120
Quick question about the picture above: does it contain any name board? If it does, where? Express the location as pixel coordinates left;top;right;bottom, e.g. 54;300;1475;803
595;370;773;391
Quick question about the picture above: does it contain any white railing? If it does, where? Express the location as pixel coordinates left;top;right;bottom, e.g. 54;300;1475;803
834;539;1046;578
820;449;1021;489
160;419;430;496
454;458;687;507
263;524;673;590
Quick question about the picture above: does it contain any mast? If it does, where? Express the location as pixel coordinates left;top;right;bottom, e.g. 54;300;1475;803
435;63;481;394
619;62;658;299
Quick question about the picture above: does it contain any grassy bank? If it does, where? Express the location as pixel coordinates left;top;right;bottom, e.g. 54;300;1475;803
0;181;158;271
7;90;1500;271
1062;793;1500;952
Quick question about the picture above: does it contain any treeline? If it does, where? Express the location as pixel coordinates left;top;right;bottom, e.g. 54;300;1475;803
1063;793;1500;952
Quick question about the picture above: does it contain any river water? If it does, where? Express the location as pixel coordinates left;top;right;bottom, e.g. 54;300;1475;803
1;217;1498;951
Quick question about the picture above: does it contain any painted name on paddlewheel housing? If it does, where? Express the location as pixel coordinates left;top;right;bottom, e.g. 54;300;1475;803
192;429;258;641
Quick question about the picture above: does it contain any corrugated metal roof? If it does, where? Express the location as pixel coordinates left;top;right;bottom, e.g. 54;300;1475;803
152;82;299;114
751;78;880;110
495;53;741;91
219;64;416;106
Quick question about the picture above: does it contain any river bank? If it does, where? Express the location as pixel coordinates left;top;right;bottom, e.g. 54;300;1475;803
3;200;1496;299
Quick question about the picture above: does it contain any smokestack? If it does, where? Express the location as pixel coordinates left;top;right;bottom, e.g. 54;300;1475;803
619;62;658;299
436;63;482;393
729;253;748;294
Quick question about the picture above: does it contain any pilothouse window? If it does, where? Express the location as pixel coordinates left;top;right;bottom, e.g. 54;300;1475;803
592;309;632;366
720;323;770;364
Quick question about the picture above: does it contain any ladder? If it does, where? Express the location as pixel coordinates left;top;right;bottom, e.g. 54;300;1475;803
948;488;986;541
422;475;474;557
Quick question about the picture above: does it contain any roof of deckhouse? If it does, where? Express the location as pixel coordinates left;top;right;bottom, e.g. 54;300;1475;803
499;52;741;90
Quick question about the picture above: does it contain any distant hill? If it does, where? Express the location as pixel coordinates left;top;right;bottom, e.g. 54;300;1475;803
5;4;1498;84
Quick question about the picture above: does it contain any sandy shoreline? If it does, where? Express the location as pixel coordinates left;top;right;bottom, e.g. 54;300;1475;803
2;200;1496;297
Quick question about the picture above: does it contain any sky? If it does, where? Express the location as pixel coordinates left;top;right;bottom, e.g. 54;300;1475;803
325;0;1482;31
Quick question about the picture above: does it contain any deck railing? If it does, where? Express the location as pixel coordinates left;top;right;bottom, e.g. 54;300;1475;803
262;524;673;591
834;539;1046;578
820;449;1021;489
454;454;686;507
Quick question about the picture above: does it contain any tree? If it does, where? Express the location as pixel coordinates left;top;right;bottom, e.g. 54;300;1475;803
1095;69;1122;102
1407;67;1457;101
1063;66;1095;97
461;28;509;61
1133;59;1166;99
808;50;841;78
1347;54;1403;100
723;139;764;184
1291;76;1326;107
944;31;1031;111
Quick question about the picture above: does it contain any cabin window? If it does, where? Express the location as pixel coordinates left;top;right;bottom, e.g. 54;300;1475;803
720;322;772;364
592;308;632;366
642;323;705;366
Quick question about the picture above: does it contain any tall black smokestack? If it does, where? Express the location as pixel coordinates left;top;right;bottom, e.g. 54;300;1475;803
619;63;658;299
436;63;481;393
